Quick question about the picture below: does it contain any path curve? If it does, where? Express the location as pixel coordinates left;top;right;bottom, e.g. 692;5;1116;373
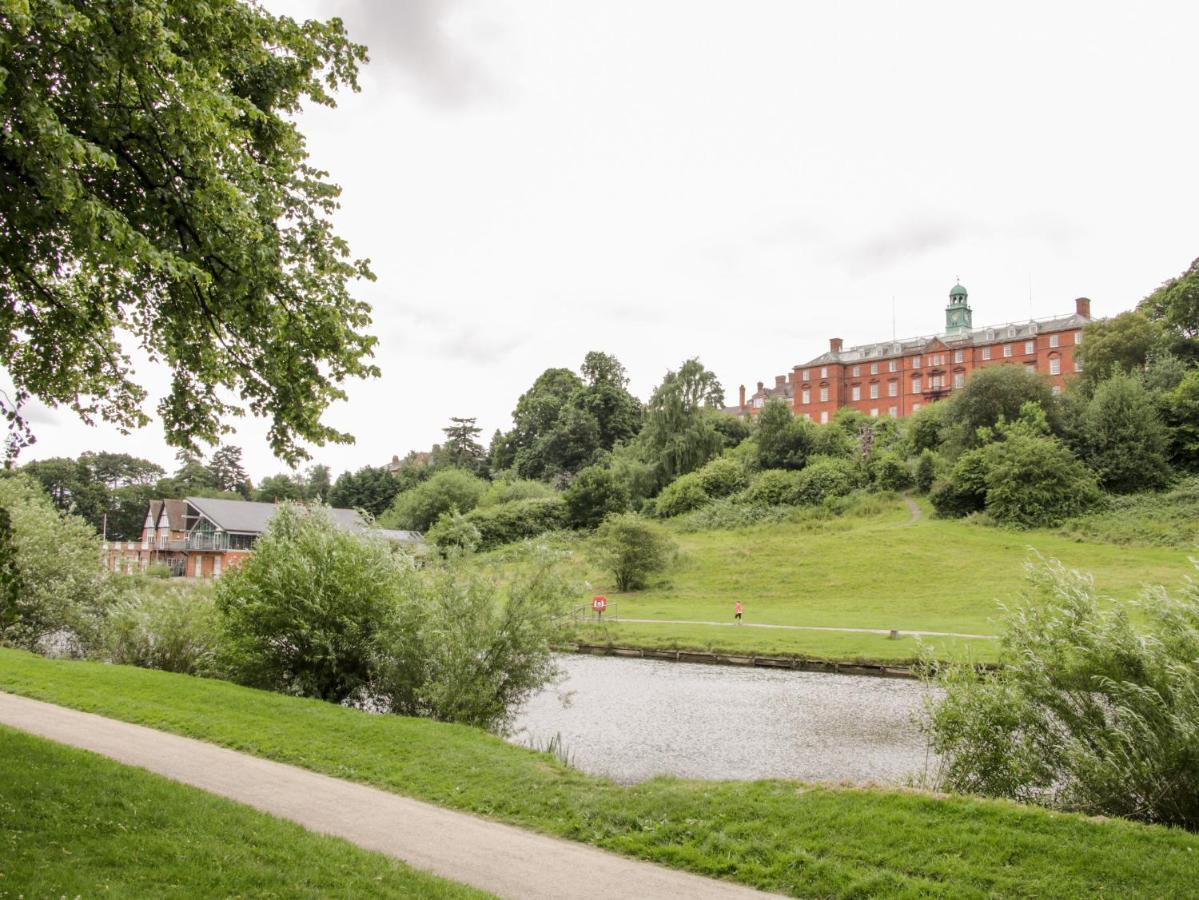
616;618;996;640
902;495;922;523
0;692;774;900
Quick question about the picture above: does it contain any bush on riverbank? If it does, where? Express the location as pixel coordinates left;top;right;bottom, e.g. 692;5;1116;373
921;557;1199;830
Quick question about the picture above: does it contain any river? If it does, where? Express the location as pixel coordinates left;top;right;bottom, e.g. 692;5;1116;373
510;654;934;784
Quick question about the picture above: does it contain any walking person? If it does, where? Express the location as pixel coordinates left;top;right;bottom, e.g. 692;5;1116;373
734;600;743;624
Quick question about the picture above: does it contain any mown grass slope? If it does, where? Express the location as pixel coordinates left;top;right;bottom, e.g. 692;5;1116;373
2;650;1196;899
483;494;1197;664
0;724;485;898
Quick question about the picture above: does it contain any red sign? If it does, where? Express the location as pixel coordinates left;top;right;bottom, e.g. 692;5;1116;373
592;595;608;612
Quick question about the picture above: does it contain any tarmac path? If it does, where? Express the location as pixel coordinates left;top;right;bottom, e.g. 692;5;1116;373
0;691;774;900
616;618;997;640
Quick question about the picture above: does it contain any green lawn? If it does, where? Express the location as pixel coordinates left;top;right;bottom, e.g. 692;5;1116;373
0;724;486;898
498;496;1197;664
2;650;1197;899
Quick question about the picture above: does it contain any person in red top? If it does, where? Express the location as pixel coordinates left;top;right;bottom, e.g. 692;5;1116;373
734;600;743;623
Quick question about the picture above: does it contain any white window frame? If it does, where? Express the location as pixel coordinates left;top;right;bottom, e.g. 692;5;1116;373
801;389;810;404
953;372;965;389
820;366;828;378
819;386;829;402
869;383;879;400
889;406;898;418
1049;357;1061;375
819;411;829;424
1003;344;1013;358
982;346;991;360
888;381;898;397
870;408;879;418
1024;340;1035;355
1049;334;1060;348
912;376;922;394
852;366;860;376
888;360;897;373
953;349;964;363
851;385;861;401
870;362;879;375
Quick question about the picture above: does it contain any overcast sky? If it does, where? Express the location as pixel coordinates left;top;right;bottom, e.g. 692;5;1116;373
14;0;1199;481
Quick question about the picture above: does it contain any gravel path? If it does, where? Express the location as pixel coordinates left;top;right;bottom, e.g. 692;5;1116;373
0;691;775;900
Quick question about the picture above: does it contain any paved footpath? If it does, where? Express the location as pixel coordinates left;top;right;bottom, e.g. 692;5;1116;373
617;618;996;640
0;692;775;900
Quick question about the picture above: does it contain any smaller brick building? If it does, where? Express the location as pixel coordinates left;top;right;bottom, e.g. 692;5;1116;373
733;284;1092;422
102;497;421;578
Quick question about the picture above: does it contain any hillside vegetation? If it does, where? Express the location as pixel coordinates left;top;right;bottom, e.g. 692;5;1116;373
2;650;1197;900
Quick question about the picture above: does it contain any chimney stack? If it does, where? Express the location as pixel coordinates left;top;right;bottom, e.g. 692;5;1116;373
775;375;785;387
1075;297;1092;319
830;337;843;353
738;384;746;410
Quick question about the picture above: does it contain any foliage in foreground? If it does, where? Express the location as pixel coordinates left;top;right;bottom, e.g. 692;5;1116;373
0;474;111;653
922;558;1199;830
216;504;571;730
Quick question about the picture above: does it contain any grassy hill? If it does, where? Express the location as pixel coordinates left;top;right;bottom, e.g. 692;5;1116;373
1;649;1196;899
482;494;1198;664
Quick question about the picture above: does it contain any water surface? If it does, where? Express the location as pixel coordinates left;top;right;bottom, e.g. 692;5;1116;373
511;654;933;784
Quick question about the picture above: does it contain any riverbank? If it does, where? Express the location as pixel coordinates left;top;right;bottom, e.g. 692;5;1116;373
2;648;1195;898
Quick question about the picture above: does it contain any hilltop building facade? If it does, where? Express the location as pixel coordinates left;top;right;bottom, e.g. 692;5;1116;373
733;284;1092;422
102;497;421;578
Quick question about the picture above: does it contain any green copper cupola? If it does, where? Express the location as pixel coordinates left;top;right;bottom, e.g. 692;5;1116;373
945;280;972;335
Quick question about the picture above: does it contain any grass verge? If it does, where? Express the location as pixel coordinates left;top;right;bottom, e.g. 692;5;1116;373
0;723;486;898
1;649;1196;899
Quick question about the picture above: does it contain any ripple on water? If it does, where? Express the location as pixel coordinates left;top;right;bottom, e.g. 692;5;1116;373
510;654;936;784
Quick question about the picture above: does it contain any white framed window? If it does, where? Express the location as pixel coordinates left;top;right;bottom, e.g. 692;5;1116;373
870;408;879;418
982;346;991;360
1049;334;1060;348
801;369;809;380
888;360;898;373
930;374;943;389
753;398;764;408
912;376;922;394
1024;340;1035;355
819;386;829;402
953;349;964;363
888;381;898;397
953;372;965;389
913;402;922;412
1025;362;1036;372
870;362;879;375
819;411;829;424
194;555;202;577
1049;357;1061;376
820;366;828;378
1003;344;1013;358
1074;332;1082;345
912;356;921;368
851;385;861;401
869;383;879;399
889;406;898;418
801;389;810;404
852;365;860;376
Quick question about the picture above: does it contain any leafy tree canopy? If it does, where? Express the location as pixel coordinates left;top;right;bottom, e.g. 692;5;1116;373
1076;310;1164;389
942;366;1058;453
327;465;400;519
1140;255;1199;360
433;416;488;476
0;1;375;463
639;358;726;484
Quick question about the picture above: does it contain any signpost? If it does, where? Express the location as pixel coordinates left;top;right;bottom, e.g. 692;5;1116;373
592;595;607;620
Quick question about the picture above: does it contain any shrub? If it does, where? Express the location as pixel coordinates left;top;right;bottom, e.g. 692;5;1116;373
870;451;913;492
104;584;220;674
216;504;408;702
425;509;482;555
654;472;709;518
1080;371;1172;493
562;465;630;529
462;497;568;550
740;469;804;506
477;478;556;508
695;456;748;498
983;429;1100;528
921;558;1199;830
675;498;792;532
1057;477;1199;547
792;456;858;506
810;422;854;459
592;513;676;591
145;562;172;579
372;551;573;732
930;448;989;518
914;448;938;494
382;468;487;532
755;398;814;470
943;366;1059;451
0;474;111;654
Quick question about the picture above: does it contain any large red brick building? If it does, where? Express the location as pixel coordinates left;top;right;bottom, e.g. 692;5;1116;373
733;284;1092;422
